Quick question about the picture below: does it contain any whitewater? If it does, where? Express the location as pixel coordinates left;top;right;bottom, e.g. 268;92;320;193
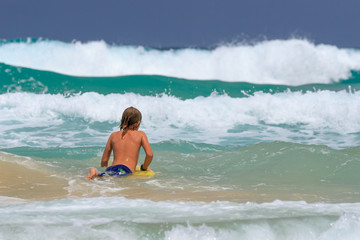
1;38;360;85
1;38;360;240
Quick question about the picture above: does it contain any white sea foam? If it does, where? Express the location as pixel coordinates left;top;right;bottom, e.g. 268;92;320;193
0;90;360;148
1;39;360;85
1;198;360;240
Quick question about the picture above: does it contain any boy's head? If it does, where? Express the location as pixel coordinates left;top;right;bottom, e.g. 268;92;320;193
120;107;142;130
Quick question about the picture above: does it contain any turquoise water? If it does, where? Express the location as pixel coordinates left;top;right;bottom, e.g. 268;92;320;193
1;38;360;239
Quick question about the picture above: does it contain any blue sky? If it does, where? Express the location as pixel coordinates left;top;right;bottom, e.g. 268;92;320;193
1;0;359;48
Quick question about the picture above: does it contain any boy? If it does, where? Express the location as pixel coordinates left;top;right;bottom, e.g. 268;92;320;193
87;107;153;180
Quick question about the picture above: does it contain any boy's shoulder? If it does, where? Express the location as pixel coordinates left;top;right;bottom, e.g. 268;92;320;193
135;130;147;137
134;130;148;139
110;131;122;136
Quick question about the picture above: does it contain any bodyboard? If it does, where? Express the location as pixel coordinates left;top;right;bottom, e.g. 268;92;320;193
129;165;155;179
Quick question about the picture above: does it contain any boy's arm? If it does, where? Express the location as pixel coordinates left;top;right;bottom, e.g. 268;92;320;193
140;132;153;170
101;134;113;167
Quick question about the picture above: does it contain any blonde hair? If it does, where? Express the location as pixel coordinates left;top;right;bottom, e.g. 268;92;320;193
120;107;142;130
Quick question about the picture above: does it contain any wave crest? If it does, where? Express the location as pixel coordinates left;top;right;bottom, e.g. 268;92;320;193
1;38;360;85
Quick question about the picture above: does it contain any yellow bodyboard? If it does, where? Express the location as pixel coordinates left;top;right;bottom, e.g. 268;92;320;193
129;165;155;179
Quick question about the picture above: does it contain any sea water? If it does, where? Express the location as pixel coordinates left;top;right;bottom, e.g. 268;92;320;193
1;38;360;239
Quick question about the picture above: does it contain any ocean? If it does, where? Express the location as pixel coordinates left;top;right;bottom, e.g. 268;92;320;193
1;38;360;239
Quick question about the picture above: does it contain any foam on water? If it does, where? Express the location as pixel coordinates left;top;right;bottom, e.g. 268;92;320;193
1;90;360;148
1;197;360;240
1;39;360;85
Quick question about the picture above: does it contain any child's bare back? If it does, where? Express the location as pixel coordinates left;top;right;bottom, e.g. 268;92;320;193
87;107;153;180
102;130;152;172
